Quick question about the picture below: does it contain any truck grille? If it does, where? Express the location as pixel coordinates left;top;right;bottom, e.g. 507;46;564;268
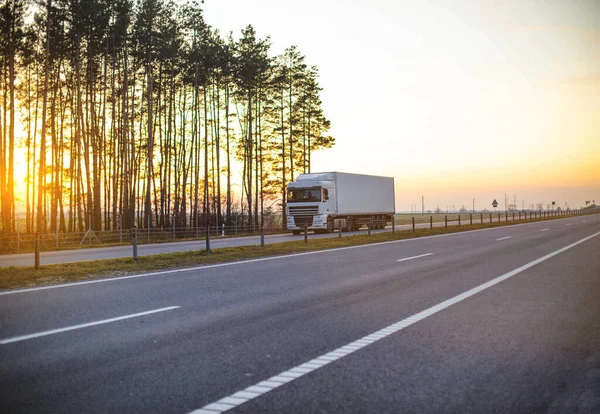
288;206;318;216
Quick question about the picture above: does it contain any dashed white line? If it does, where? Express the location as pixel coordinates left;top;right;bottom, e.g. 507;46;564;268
496;236;511;241
396;253;433;262
0;306;180;345
540;228;549;232
189;231;600;414
566;224;572;226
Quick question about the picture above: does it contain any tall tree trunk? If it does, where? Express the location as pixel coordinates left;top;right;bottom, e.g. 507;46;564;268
144;62;153;229
225;82;231;225
37;0;53;233
203;82;209;230
281;87;286;229
246;89;253;226
7;3;17;232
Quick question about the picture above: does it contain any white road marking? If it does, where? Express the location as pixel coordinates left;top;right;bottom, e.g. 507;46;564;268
1;216;592;296
496;236;511;241
189;231;600;414
396;253;433;262
0;306;180;345
540;229;549;232
583;220;587;223
566;224;572;226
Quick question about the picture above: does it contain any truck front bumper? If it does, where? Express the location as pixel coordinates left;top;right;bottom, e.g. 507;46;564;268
287;215;328;230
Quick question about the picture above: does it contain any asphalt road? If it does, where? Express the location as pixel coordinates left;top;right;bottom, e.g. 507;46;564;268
1;215;524;267
0;214;598;413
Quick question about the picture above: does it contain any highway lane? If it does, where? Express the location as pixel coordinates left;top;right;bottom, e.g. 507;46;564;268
0;214;540;267
0;215;598;413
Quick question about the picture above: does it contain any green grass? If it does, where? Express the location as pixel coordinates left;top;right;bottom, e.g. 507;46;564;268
1;213;593;291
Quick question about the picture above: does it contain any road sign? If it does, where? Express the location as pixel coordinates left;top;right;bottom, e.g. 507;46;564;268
492;199;498;208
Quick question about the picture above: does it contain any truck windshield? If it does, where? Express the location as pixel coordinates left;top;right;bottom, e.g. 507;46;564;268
288;187;321;202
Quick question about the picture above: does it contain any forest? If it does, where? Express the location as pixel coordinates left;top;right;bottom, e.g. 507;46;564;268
0;0;335;235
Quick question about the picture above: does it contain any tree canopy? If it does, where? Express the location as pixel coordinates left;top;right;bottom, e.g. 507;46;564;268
0;0;335;233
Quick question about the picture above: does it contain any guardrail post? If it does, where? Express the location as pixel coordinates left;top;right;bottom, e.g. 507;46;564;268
392;215;395;235
206;226;211;254
35;233;40;270
368;218;372;236
445;215;447;228
430;215;433;229
338;221;342;238
260;225;265;248
411;216;415;232
480;213;483;224
470;213;472;225
304;223;308;244
489;213;492;223
132;227;138;260
497;213;500;222
458;214;461;226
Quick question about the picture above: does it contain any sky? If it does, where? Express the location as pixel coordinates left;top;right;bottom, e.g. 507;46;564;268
204;0;599;211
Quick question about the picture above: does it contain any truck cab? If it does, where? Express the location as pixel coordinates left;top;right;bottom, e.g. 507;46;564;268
286;173;336;234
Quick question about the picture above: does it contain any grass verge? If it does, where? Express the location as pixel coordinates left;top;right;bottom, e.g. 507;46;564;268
0;214;594;291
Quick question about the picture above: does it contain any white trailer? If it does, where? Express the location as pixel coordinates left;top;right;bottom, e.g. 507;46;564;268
285;172;395;234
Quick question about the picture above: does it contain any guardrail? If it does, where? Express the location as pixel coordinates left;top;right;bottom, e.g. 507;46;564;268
0;223;284;255
0;208;591;267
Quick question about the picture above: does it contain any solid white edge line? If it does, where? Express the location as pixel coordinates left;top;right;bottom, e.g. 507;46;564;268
1;215;596;296
496;236;511;241
396;253;433;262
540;229;549;232
189;231;600;414
0;306;180;345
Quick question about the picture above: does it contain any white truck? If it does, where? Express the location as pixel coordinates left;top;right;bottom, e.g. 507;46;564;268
286;172;395;234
